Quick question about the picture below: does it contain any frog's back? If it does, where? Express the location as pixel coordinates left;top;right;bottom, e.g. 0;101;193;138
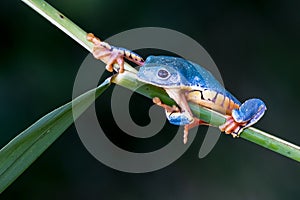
145;56;241;113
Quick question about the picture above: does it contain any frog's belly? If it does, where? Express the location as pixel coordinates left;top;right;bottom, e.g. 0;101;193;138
186;90;239;115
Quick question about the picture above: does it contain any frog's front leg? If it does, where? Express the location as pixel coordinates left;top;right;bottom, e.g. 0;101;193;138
219;98;267;137
87;33;144;73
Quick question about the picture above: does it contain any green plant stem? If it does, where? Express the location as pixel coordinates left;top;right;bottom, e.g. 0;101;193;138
22;0;300;162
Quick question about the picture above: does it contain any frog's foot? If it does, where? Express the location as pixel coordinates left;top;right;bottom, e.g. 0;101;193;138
87;33;144;73
183;118;209;144
219;116;246;137
87;33;125;72
153;97;180;113
219;98;267;137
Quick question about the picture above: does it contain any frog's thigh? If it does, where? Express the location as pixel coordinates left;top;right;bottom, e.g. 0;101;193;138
232;98;266;126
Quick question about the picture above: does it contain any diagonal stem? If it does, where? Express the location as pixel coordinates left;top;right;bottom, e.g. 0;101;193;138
22;0;300;162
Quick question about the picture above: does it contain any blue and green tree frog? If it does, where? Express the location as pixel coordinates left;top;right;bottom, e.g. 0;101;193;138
87;33;267;144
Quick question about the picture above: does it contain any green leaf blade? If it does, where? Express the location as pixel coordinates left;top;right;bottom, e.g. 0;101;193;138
0;78;111;193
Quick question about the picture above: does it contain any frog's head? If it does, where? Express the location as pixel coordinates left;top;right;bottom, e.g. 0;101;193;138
137;56;196;88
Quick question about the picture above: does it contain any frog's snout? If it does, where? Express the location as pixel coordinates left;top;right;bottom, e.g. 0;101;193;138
137;67;153;81
136;67;145;80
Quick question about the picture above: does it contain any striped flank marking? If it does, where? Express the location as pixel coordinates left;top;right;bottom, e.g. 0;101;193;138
186;89;239;114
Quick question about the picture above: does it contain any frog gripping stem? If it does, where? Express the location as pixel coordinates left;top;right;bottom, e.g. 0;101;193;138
137;56;268;142
87;33;144;73
219;98;267;137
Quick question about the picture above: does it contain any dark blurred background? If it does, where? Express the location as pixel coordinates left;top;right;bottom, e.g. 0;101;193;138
1;0;300;199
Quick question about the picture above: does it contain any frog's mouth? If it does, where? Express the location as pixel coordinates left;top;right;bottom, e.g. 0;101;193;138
136;76;166;88
136;75;180;89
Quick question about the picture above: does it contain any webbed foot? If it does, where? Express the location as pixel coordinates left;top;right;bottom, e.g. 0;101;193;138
219;116;246;137
87;33;144;73
219;98;266;137
184;118;209;144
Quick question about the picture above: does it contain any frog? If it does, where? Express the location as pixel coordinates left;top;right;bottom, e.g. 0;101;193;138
136;56;267;143
87;33;267;144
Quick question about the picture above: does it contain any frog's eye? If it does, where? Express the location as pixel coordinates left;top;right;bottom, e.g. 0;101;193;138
157;69;170;79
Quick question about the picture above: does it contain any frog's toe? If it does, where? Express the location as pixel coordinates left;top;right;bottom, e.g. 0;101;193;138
183;118;209;144
183;128;188;144
219;116;246;137
116;57;125;73
105;64;114;72
219;116;233;132
105;55;118;72
87;33;101;45
153;97;162;105
105;50;126;73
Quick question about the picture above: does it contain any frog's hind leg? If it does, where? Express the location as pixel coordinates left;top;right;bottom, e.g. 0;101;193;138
219;98;266;137
87;33;144;73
